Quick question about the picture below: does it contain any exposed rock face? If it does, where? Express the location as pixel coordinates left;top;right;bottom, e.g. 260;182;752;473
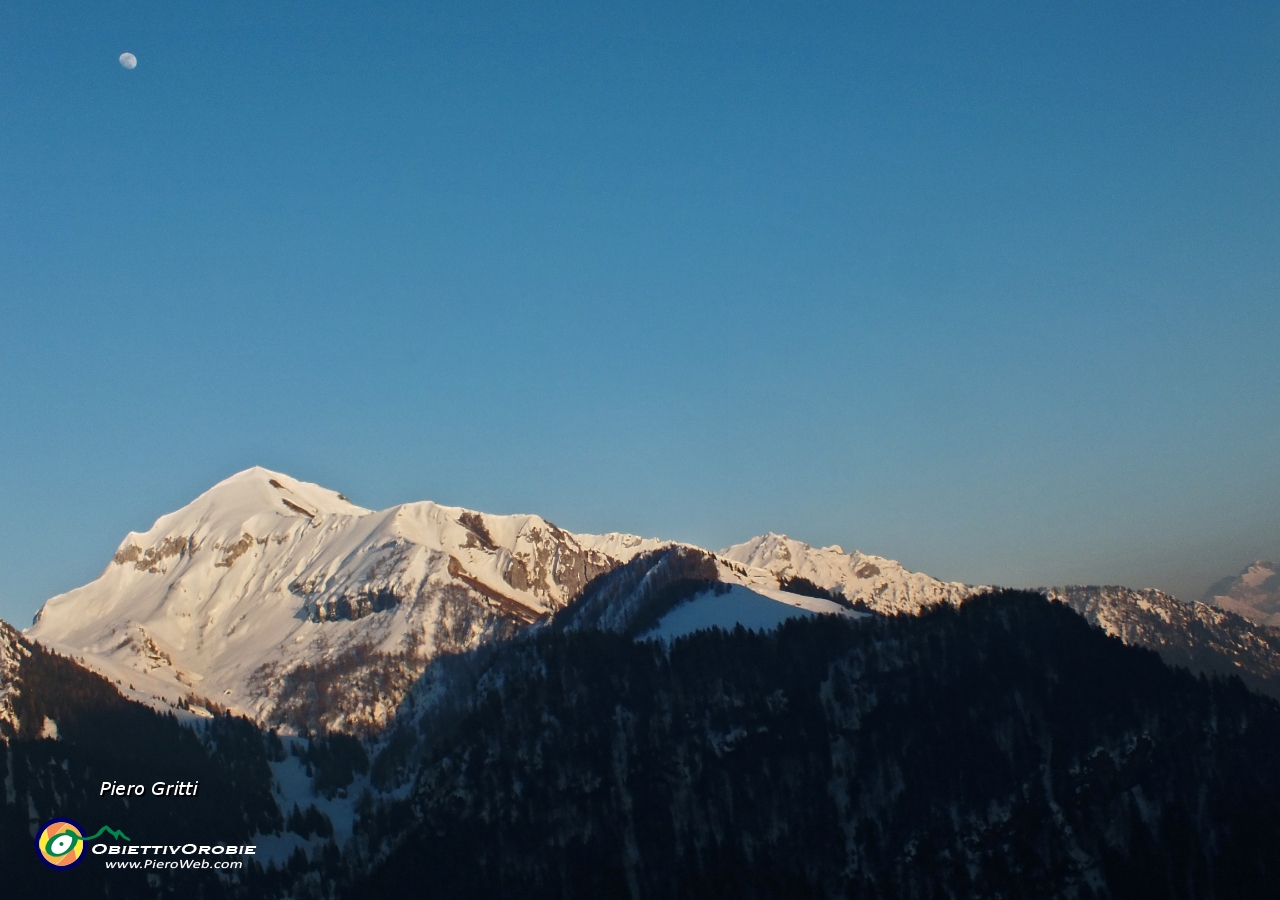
306;588;403;623
1047;585;1280;700
215;533;260;568
112;535;196;573
502;521;621;601
1201;560;1280;628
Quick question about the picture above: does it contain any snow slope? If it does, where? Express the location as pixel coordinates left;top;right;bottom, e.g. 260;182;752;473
720;533;977;614
28;467;664;732
643;583;859;642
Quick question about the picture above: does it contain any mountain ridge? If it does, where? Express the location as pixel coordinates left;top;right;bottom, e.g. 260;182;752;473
21;467;1280;735
31;468;942;733
720;531;977;614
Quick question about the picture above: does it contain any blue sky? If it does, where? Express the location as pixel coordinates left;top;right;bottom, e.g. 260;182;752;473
2;1;1278;625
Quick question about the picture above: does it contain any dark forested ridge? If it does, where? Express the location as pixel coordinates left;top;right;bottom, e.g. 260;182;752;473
355;592;1280;900
0;629;284;898
5;592;1280;899
1049;585;1280;701
555;545;724;637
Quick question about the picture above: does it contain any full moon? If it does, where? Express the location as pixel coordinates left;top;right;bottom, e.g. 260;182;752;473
119;52;137;69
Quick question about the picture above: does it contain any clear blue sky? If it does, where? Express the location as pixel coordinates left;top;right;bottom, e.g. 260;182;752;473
2;1;1278;626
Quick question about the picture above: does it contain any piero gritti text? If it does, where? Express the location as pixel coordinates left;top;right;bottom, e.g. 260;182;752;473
101;779;200;797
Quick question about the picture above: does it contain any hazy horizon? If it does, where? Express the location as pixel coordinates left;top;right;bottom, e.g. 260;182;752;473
2;461;1274;627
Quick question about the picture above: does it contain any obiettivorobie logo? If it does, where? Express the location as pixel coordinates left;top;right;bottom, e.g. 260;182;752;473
36;818;256;871
37;819;129;868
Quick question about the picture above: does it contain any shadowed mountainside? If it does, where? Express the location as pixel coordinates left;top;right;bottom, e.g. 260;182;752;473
351;592;1280;900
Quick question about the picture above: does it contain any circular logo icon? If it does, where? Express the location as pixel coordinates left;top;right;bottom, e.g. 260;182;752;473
37;820;84;868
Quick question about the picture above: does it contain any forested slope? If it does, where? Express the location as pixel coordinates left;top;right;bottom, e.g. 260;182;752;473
356;592;1280;900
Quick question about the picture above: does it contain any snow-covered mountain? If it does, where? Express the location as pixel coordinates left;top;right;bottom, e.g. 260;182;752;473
27;467;665;733
25;469;970;734
1201;560;1280;628
33;466;1278;739
719;532;977;614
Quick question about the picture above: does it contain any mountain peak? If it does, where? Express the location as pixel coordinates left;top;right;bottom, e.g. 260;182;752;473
721;533;851;566
721;533;975;616
189;466;369;519
1202;559;1280;628
121;467;371;549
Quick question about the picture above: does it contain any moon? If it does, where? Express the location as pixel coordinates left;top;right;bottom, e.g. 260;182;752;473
119;52;137;69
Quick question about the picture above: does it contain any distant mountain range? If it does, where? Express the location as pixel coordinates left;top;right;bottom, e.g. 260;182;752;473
22;468;1280;730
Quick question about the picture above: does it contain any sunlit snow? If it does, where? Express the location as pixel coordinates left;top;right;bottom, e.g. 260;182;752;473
644;584;859;641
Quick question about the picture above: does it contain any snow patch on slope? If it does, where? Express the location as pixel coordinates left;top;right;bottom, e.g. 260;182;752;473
643;583;860;642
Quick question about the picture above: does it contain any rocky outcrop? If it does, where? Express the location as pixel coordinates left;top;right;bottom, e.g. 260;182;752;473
112;535;196;573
